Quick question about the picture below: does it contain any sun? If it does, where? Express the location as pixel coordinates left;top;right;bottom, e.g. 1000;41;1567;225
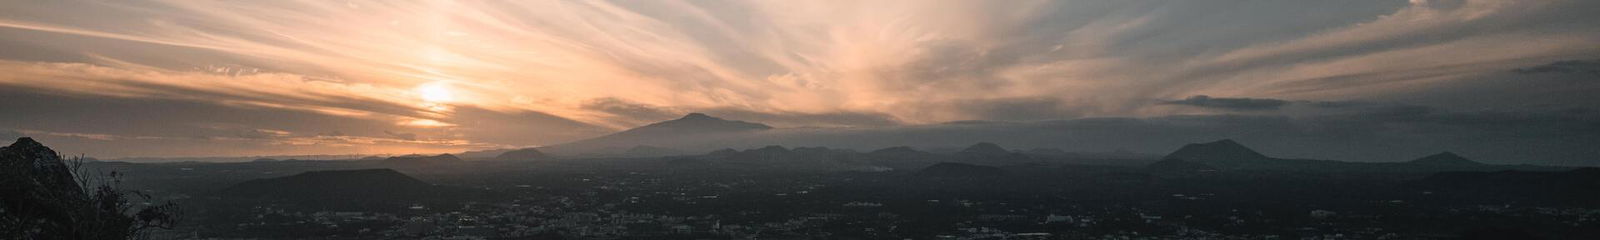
415;82;455;103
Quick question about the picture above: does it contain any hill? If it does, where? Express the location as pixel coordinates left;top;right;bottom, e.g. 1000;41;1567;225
495;148;550;161
381;154;462;165
1407;152;1482;165
540;113;772;155
1163;139;1270;167
953;142;1033;166
1157;139;1569;172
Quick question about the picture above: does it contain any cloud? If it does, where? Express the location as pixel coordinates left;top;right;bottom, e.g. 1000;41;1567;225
1162;95;1290;111
1514;59;1600;76
382;131;417;141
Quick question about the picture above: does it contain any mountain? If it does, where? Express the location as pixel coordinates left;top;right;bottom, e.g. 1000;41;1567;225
959;142;1011;156
219;169;443;200
381;154;462;165
1407;152;1482;165
539;113;773;155
953;142;1033;166
495;148;550;161
866;146;941;170
1158;139;1564;172
916;162;1006;178
1163;139;1269;163
1161;139;1285;169
458;148;513;159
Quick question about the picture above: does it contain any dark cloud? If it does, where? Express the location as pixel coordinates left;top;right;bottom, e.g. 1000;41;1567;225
1514;59;1600;76
1163;95;1290;111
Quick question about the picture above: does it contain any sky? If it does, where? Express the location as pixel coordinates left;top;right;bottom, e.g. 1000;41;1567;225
0;0;1597;163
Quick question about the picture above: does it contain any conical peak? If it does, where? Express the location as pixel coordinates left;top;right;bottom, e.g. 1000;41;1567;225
680;113;715;120
7;137;44;149
1410;151;1480;165
1164;139;1269;162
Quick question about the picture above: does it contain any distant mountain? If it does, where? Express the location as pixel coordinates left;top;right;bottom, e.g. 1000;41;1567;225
382;154;462;165
1158;139;1565;172
1407;152;1482;165
1163;139;1270;167
219;169;444;200
954;142;1033;166
917;162;1006;178
495;148;549;161
540;113;773;155
458;148;513;159
866;146;941;170
959;142;1012;156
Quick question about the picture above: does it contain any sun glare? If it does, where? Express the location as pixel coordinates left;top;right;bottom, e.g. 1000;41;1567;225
416;82;455;103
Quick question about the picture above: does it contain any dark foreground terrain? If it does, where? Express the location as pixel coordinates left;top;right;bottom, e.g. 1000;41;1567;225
58;140;1596;239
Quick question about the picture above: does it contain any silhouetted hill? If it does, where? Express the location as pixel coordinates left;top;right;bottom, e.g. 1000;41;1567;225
540;113;772;155
457;148;513;159
866;146;941;170
1407;152;1482;165
219;169;449;201
0;138;81;195
917;162;1006;178
954;142;1032;166
1163;139;1270;167
495;148;549;161
382;154;462;165
1156;139;1534;172
959;142;1011;156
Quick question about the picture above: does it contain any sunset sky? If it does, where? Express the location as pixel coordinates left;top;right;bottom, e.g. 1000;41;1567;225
1;0;1597;160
